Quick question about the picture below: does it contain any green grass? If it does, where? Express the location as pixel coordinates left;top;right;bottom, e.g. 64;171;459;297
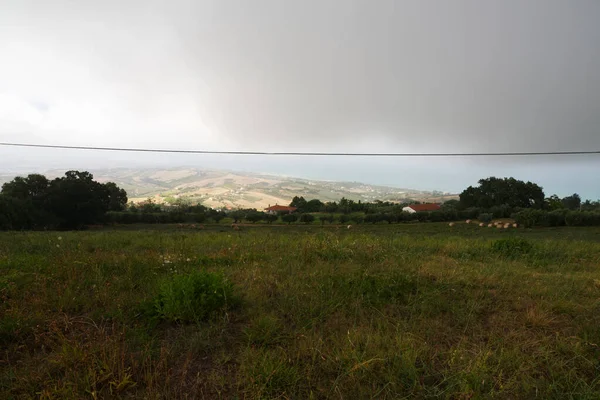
1;223;600;399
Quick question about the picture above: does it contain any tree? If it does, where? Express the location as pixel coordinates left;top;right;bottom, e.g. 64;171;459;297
1;174;49;208
45;171;114;229
305;199;324;212
459;177;544;210
265;214;279;224
246;211;265;223
545;195;564;210
282;213;298;225
299;213;315;224
104;182;128;211
561;193;581;210
229;210;246;223
289;196;308;211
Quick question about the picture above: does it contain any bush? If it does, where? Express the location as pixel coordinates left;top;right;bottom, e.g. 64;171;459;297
319;214;334;224
265;214;279;224
153;271;237;323
491;237;533;258
282;214;298;225
349;212;365;224
299;213;315;224
478;213;493;223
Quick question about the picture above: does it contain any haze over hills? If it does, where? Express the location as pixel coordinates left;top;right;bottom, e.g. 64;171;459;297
0;168;457;210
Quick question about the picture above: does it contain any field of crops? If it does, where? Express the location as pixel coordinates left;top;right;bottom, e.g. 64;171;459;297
2;224;600;399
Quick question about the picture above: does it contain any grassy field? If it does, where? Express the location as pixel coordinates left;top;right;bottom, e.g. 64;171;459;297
1;223;600;399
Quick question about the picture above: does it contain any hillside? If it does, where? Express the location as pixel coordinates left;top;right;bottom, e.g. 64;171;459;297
0;168;457;210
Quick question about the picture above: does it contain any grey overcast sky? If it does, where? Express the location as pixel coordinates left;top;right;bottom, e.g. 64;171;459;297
1;0;600;197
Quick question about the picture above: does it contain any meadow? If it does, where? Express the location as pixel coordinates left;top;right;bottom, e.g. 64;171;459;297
1;223;600;399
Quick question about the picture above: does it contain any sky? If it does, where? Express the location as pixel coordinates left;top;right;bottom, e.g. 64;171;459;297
1;0;599;198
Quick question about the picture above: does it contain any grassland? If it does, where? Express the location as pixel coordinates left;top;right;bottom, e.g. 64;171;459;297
1;224;600;399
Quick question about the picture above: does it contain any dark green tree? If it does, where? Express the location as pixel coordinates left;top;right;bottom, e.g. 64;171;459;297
45;171;113;229
459;177;544;209
545;195;564;210
561;193;581;210
265;214;279;224
103;182;128;211
282;213;298;225
229;210;246;223
289;196;308;211
299;213;315;224
245;211;265;223
1;174;50;208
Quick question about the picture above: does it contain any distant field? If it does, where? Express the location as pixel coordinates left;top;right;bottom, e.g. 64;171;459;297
1;224;600;398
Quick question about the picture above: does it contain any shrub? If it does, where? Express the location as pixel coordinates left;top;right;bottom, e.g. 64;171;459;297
319;214;334;224
153;271;237;323
491;237;533;258
299;213;315;224
478;213;493;223
282;214;298;225
349;212;365;224
265;214;279;224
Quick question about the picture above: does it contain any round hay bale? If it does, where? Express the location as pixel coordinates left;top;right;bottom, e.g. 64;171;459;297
512;223;518;228
487;224;493;227
466;219;472;224
449;222;455;227
347;225;352;230
479;223;485;227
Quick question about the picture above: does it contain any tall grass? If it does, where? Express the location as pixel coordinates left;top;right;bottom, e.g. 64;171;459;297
1;225;600;398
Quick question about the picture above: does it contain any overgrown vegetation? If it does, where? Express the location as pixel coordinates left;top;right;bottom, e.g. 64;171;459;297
1;224;600;398
152;271;238;323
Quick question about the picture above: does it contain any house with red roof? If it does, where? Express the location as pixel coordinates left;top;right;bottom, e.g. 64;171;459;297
264;204;297;215
402;203;441;213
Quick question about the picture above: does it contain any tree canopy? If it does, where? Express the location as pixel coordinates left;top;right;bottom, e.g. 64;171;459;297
0;171;128;230
459;177;545;209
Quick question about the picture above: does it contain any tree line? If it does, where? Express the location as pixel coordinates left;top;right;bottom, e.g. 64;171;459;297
2;172;600;230
0;171;127;230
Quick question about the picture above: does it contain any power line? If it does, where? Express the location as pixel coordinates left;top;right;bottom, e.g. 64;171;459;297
1;142;600;157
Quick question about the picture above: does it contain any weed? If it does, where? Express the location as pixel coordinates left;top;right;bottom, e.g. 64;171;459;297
152;271;239;323
491;237;534;258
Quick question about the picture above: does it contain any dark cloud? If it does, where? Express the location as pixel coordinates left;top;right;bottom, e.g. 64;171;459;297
1;0;600;197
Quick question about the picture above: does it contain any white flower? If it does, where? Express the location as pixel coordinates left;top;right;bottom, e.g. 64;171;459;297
56;244;60;248
186;258;191;262
57;236;63;241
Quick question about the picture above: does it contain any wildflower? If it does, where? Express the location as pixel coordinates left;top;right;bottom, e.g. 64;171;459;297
56;244;60;248
186;258;191;262
58;236;63;241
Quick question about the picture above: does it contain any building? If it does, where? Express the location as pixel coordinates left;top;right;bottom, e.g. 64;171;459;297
264;204;297;215
402;203;441;213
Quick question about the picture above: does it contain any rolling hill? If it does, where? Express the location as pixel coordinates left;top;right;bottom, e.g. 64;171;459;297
1;168;457;210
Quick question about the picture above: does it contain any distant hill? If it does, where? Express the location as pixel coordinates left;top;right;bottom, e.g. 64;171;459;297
0;168;457;210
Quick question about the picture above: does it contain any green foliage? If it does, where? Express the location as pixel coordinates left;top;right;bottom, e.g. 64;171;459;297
264;214;279;224
229;210;246;223
299;213;315;224
104;182;128;211
562;193;581;210
0;171;127;230
514;209;600;228
460;177;545;210
245;211;265;224
153;271;237;323
491;237;533;258
281;213;298;224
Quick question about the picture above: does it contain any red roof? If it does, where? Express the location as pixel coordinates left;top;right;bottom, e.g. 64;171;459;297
264;205;297;212
406;203;441;212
